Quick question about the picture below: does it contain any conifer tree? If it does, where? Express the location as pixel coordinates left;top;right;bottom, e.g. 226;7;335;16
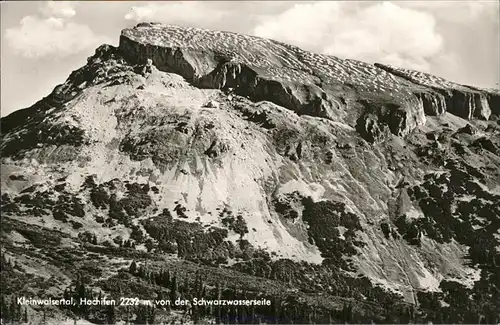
156;290;164;310
145;239;154;252
9;296;17;322
135;305;147;324
148;305;156;325
63;288;70;302
163;270;171;288
106;304;116;324
42;308;47;325
76;277;87;317
138;264;146;279
196;272;204;297
129;261;137;275
125;305;130;324
16;299;21;322
215;282;222;324
0;253;7;271
170;273;178;306
1;295;10;323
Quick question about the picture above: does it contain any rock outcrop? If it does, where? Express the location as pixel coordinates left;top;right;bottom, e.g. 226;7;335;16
375;63;499;120
118;24;499;144
120;24;431;142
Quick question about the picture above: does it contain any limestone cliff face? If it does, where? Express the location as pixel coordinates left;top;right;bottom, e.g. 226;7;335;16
375;63;499;120
119;24;499;143
119;24;435;142
2;23;500;325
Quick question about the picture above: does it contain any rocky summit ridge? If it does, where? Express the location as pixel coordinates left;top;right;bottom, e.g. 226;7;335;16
120;24;498;137
1;23;500;324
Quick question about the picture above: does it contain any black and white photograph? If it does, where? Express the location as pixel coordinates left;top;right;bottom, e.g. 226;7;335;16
1;1;499;324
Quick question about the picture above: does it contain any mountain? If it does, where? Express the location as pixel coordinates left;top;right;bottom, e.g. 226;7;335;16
1;23;499;324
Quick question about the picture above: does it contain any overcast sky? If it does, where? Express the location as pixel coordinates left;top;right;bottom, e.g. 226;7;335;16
1;1;499;117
